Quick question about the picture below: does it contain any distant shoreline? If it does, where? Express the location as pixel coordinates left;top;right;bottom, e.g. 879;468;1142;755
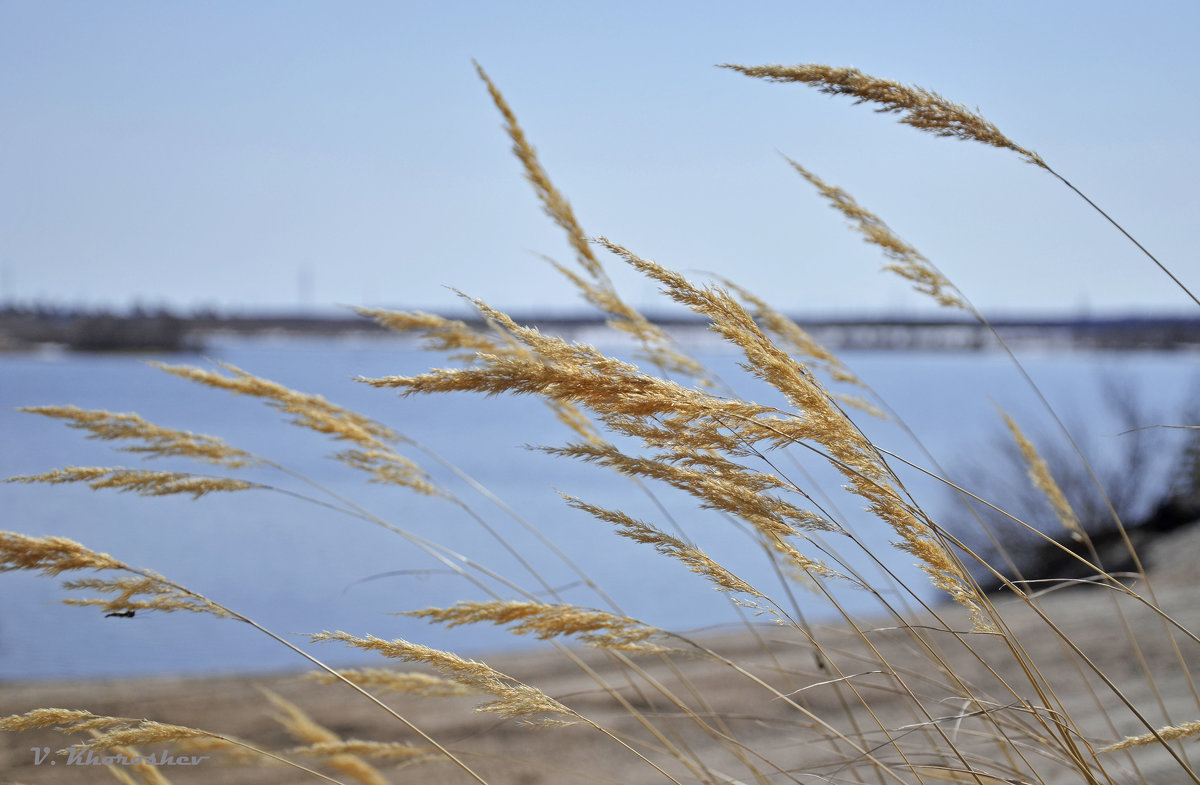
2;307;1199;353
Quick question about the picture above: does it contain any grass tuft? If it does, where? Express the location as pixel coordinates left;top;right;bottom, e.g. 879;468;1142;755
3;60;1199;785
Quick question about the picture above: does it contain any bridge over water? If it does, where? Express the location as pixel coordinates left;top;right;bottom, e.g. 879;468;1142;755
2;309;1198;352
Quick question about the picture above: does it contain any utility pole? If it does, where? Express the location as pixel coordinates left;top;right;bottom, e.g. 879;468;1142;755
0;260;12;305
298;263;313;309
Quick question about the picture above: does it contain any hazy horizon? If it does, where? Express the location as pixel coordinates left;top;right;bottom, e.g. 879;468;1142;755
3;3;1198;318
6;300;1200;325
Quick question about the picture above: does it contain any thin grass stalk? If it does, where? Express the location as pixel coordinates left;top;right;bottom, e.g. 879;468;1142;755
408;437;624;610
781;156;1200;744
137;461;725;782
75;722;351;785
269;462;740;781
705;434;951;774
723;61;1199;306
795;571;1033;784
604;650;808;785
972;315;1200;726
707;416;1103;780
916;522;1200;781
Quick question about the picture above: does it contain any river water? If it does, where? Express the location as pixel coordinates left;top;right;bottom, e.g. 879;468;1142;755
2;334;1195;679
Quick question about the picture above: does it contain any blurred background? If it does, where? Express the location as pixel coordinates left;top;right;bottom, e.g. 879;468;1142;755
1;0;1198;318
2;2;1198;680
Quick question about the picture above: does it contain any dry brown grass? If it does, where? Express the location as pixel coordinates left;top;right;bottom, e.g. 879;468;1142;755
3;61;1199;785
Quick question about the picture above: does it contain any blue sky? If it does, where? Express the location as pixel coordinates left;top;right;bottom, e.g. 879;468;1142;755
2;2;1198;317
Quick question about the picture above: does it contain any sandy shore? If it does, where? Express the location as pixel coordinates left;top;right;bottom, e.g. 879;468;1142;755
4;526;1200;785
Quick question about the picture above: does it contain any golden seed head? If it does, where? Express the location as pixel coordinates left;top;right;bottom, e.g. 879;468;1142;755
783;158;966;311
306;668;480;697
312;631;572;721
0;532;127;576
404;600;669;652
61;575;234;619
8;466;254;499
263;690;391;785
1001;410;1085;541
0;708;99;731
152;361;401;449
566;497;769;599
19;405;255;467
721;62;1045;167
1100;719;1200;752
